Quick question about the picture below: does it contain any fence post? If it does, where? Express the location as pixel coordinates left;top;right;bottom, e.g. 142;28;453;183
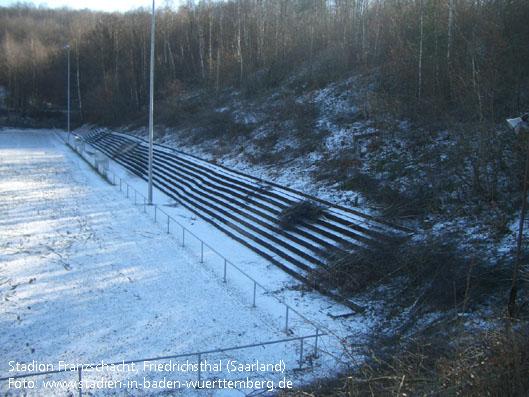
167;216;170;234
252;281;257;307
285;306;289;334
134;190;137;205
143;197;146;213
314;328;319;357
197;354;201;384
200;242;204;263
299;338;304;369
119;178;122;192
78;368;82;397
223;259;227;283
126;183;129;198
182;228;185;247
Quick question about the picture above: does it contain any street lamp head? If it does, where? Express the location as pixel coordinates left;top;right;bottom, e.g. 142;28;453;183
507;113;529;133
63;45;70;50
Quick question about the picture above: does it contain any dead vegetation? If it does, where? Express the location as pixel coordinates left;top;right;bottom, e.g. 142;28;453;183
317;234;511;315
278;200;327;230
279;320;529;397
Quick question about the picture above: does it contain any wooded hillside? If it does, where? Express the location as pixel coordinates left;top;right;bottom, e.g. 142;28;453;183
1;0;528;125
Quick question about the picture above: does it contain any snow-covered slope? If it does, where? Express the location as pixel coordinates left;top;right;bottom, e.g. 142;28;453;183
80;129;408;307
1;129;381;396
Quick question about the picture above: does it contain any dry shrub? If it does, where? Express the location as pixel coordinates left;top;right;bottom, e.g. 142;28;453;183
350;326;529;397
278;200;326;230
319;235;509;314
278;324;529;397
318;167;434;219
318;236;406;294
314;153;363;184
437;327;529;396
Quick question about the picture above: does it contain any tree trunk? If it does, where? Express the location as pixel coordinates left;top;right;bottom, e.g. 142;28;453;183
447;0;454;97
208;9;213;81
75;44;83;120
418;2;424;100
374;0;380;59
309;23;314;81
166;41;176;80
216;45;220;101
197;14;206;80
237;0;243;85
361;0;367;64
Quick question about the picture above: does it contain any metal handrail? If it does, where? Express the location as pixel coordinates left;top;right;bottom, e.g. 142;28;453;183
63;132;328;338
33;132;336;388
1;333;325;396
112;170;324;334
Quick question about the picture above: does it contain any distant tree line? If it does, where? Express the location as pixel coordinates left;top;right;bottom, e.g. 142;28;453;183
0;0;527;124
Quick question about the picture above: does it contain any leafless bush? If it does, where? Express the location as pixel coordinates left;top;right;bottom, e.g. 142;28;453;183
319;235;509;314
317;236;406;294
313;152;363;183
278;324;529;397
278;200;326;230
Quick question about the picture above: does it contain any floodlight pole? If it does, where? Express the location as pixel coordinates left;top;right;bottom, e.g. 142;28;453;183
64;45;70;145
147;0;155;205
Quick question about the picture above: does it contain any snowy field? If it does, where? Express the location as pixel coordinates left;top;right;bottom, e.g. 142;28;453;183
0;130;372;396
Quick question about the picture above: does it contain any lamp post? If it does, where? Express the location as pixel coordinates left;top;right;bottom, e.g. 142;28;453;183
506;113;529;318
64;45;70;144
147;0;155;205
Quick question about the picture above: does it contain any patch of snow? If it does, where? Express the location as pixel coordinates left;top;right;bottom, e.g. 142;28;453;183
0;129;379;395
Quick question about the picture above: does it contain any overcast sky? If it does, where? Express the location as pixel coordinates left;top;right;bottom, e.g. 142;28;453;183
0;0;184;13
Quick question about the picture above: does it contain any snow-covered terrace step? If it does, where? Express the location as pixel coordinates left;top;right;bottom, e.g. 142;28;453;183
90;134;375;244
147;148;374;247
82;130;408;281
94;134;383;244
150;173;319;275
150;149;379;244
149;162;330;266
92;136;375;257
165;150;392;237
87;139;328;271
152;175;322;273
86;129;406;236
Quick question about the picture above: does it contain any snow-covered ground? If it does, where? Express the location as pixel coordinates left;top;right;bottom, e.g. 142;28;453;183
0;130;376;396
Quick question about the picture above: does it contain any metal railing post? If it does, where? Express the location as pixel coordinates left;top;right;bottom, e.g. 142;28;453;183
78;368;82;397
299;338;304;369
252;281;257;307
285;306;289;333
197;354;201;383
0;333;327;391
59;136;333;365
314;328;319;357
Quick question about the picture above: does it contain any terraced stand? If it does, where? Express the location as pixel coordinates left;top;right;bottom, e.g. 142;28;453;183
82;129;409;311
